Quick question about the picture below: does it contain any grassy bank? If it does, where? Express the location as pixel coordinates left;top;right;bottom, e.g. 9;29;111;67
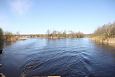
91;36;115;45
90;37;115;48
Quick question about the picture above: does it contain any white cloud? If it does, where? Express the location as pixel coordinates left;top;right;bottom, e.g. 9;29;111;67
10;0;32;15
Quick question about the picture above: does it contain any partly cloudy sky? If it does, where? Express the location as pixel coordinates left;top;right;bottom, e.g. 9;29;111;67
0;0;115;34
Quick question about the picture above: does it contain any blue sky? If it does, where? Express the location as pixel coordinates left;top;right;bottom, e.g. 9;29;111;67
0;0;115;34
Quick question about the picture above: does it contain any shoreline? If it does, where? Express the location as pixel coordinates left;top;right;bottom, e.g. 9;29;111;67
90;37;115;47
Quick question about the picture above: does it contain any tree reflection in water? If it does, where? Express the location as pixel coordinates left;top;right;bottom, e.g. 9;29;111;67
0;40;4;54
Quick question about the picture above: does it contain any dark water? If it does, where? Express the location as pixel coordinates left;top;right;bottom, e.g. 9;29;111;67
0;38;115;77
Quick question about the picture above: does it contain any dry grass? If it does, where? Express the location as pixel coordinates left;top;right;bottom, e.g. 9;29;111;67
90;37;115;47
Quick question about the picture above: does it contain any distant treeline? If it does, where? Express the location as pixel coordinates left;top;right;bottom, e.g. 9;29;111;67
0;28;84;42
46;30;84;39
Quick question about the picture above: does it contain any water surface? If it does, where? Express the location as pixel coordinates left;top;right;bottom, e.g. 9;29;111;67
0;38;115;77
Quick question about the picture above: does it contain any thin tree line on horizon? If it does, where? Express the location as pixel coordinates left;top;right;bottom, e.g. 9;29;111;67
0;27;85;41
46;30;84;38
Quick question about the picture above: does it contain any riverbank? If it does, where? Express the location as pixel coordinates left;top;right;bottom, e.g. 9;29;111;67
90;36;115;47
4;36;18;42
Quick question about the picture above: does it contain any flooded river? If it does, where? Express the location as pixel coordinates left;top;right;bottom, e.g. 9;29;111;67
0;38;115;77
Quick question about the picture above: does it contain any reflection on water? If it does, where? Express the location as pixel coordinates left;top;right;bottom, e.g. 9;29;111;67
0;40;3;54
0;38;115;77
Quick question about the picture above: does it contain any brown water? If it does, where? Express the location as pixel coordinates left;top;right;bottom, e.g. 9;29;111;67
0;38;115;77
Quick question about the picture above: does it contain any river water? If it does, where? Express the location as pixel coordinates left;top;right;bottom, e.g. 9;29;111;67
0;38;115;77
